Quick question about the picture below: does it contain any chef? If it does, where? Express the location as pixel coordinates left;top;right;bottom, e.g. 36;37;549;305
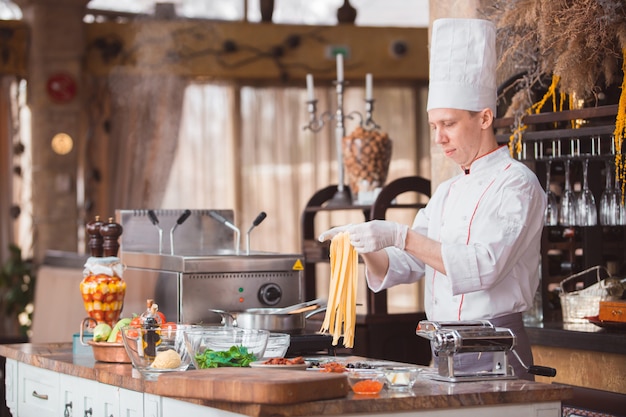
319;18;546;381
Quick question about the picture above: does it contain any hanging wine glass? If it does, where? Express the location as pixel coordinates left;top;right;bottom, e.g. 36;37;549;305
559;159;577;226
599;160;617;225
576;159;597;226
611;168;626;225
544;160;559;225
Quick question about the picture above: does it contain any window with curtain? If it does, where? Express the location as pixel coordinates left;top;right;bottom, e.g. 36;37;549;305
161;80;428;312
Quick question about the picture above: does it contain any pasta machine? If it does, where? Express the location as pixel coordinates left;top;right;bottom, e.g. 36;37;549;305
416;320;556;382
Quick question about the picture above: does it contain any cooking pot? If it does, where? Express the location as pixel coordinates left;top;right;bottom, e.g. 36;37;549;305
209;303;326;334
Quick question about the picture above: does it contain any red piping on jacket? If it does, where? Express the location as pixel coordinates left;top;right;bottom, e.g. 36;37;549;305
456;162;512;319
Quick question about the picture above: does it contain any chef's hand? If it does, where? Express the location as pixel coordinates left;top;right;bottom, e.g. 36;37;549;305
318;221;409;253
317;224;353;243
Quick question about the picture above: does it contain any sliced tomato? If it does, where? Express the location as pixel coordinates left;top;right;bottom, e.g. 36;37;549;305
126;328;139;338
162;322;177;331
156;311;166;324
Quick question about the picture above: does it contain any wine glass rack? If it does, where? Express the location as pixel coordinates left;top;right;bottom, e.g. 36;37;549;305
494;104;625;322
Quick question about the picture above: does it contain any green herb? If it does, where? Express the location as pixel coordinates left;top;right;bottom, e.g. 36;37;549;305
194;345;257;369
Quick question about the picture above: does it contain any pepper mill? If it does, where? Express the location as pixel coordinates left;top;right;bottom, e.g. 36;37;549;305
100;217;123;257
86;215;104;257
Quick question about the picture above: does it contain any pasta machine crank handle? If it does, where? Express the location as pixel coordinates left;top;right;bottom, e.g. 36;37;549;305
511;349;557;377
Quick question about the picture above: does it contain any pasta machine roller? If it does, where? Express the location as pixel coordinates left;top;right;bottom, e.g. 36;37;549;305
416;320;556;382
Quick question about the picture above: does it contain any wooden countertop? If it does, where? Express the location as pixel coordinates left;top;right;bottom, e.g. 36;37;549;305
0;343;572;417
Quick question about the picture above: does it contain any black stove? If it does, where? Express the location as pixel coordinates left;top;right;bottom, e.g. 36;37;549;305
286;333;337;357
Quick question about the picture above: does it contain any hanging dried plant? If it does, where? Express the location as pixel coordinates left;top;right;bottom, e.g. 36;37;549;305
484;0;626;108
484;0;626;194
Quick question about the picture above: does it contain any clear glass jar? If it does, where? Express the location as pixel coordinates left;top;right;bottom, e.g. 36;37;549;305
342;126;392;204
80;257;126;327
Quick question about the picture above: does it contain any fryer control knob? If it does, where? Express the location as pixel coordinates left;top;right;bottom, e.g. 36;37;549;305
258;283;282;306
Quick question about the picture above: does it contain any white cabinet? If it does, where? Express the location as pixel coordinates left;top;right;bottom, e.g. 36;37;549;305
59;374;77;417
96;382;120;417
60;373;120;417
9;362;130;417
17;362;60;417
120;387;144;417
143;393;161;417
4;359;17;416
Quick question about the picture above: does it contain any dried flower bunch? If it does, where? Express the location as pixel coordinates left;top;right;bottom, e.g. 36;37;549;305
484;0;626;109
484;0;626;194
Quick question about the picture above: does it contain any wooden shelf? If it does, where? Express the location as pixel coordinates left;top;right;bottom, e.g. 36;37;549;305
493;105;625;323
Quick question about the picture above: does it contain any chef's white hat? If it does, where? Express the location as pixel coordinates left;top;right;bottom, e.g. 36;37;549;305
426;18;497;114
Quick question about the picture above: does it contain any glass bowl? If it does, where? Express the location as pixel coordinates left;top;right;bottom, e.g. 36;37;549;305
382;366;421;390
262;333;290;359
346;369;385;395
183;327;269;369
120;325;192;381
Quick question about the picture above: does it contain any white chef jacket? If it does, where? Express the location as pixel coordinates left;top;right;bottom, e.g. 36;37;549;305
367;146;547;321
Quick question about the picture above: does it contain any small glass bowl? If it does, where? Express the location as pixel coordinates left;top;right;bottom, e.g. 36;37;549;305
120;325;192;381
183;327;269;369
346;370;385;395
383;366;421;390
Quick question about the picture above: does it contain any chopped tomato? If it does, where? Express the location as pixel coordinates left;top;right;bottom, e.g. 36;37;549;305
321;362;346;373
130;316;142;328
162;322;177;331
156;311;166;324
126;328;139;338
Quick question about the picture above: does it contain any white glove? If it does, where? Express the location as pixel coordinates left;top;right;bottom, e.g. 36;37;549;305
318;221;408;254
318;224;353;243
348;220;409;253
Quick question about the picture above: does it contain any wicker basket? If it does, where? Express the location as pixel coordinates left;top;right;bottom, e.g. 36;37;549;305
559;266;622;323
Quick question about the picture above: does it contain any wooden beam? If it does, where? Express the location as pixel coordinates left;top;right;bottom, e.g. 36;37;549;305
84;21;429;82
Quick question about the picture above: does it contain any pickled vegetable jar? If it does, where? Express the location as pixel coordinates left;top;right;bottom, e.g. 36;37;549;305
80;257;126;326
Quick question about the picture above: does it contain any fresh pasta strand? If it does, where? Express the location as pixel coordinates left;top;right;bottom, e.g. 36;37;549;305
320;231;358;348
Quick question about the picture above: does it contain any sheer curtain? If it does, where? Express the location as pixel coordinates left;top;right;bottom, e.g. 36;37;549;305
106;71;188;210
0;77;14;262
162;81;427;312
0;77;30;261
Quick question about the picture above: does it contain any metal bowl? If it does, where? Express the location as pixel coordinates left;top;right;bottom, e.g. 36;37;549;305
88;341;131;363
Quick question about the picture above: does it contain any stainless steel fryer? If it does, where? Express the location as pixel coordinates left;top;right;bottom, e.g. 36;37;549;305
116;209;305;324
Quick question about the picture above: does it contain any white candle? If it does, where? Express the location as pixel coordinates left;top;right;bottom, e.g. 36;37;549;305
336;53;344;82
365;73;373;100
306;74;314;100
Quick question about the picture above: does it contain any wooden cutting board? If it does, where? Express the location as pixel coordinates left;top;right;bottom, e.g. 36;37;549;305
154;367;349;404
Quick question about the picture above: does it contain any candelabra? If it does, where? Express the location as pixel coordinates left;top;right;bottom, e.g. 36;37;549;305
303;54;379;206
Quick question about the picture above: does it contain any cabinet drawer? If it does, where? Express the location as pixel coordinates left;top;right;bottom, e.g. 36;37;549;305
120;388;143;417
18;363;60;417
